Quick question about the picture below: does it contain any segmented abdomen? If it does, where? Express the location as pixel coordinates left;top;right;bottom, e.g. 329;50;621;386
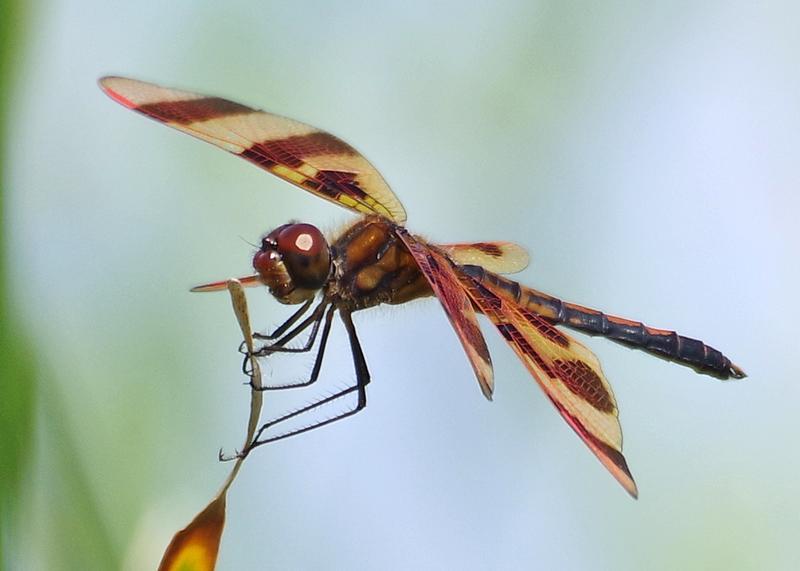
461;265;744;380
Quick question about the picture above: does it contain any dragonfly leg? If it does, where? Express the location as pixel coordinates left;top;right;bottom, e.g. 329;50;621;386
238;298;316;356
239;301;313;357
253;299;330;355
253;305;336;391
253;298;313;341
243;310;370;453
240;300;330;376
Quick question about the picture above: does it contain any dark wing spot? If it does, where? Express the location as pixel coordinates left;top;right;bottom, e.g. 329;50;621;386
137;97;253;125
241;146;277;169
255;133;357;168
301;178;323;191
472;242;504;257
313;170;369;200
553;359;615;413
242;135;369;202
252;138;304;168
241;133;367;203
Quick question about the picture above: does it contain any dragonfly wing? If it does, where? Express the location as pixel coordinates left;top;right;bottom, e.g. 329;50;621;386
397;229;494;400
460;272;637;497
190;274;263;293
99;77;406;223
439;241;530;274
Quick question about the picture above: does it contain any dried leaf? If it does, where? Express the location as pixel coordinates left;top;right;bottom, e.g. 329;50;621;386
157;279;263;570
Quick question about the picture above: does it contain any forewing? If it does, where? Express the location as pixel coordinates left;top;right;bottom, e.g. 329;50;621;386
440;241;530;274
396;229;494;400
99;77;406;223
460;274;637;497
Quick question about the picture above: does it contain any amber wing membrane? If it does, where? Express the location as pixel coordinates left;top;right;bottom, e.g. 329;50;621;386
459;272;638;497
439;241;530;274
396;229;495;400
99;77;406;223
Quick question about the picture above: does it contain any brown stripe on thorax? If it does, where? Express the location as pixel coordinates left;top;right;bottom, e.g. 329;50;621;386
332;219;430;308
335;218;394;270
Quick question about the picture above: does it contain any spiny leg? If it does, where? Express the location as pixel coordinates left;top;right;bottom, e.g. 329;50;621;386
240;299;328;376
244;309;371;452
253;298;313;341
254;298;330;355
254;304;336;391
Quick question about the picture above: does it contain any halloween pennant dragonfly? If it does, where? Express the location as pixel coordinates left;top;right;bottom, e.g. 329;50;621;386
99;77;745;497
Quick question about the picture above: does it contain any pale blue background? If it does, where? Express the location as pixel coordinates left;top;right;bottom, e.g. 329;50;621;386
6;1;799;569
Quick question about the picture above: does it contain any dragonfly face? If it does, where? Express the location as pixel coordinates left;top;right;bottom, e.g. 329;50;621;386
253;223;331;304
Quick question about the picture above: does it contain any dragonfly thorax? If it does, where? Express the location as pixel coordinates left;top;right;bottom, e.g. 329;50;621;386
253;223;331;304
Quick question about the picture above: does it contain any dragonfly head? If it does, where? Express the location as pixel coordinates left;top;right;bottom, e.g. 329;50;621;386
253;223;331;304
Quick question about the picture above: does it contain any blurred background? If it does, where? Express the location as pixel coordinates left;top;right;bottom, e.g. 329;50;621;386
2;1;798;569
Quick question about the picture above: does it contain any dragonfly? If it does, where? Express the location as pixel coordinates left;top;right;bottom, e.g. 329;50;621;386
99;77;745;497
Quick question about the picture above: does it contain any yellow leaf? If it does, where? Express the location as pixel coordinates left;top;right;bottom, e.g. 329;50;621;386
158;493;227;571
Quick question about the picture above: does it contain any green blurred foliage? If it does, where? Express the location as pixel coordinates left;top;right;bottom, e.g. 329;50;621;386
1;1;117;569
0;0;36;566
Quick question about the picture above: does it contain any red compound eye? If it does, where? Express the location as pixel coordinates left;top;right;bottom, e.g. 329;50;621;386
276;223;325;256
258;223;331;291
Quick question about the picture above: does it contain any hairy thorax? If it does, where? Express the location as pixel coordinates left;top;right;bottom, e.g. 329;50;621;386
327;217;432;310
